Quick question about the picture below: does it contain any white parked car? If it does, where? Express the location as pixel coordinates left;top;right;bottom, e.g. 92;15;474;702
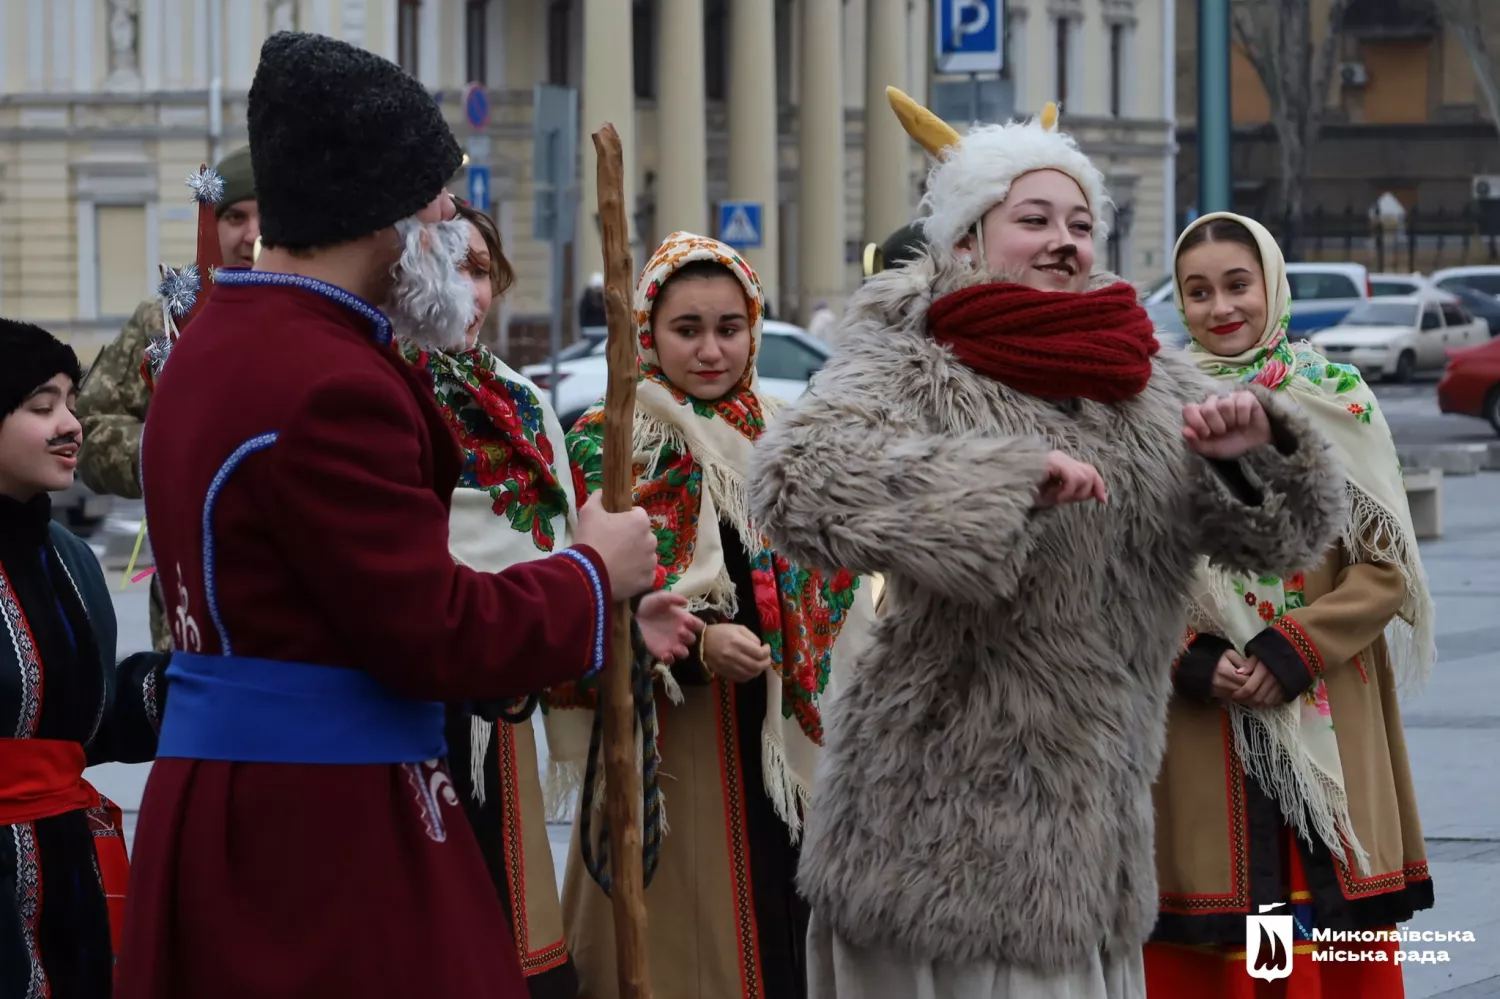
1368;272;1431;297
1309;292;1490;383
522;320;832;430
1429;265;1500;298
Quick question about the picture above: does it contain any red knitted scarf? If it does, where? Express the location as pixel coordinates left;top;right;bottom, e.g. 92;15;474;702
928;281;1160;403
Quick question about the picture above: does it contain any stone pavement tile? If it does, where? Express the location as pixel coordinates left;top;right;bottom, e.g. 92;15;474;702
1426;840;1500;864
1402;656;1500;724
1404;730;1500;840
1427;977;1500;998
1403;866;1500;999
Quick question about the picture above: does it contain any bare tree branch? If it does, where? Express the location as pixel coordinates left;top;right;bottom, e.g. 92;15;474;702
1309;0;1355;140
1224;0;1350;243
1231;4;1271;84
1426;0;1500;137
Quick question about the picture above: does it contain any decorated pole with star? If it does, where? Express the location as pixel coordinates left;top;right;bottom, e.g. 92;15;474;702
142;164;225;391
592;121;653;999
127;163;226;590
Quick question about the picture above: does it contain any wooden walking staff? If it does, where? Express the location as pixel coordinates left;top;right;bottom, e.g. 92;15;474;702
592;122;653;999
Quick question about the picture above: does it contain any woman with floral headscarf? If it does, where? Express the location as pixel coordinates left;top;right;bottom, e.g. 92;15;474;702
1147;212;1435;997
550;232;874;999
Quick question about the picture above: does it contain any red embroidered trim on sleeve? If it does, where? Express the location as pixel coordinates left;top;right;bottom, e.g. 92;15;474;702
1273;617;1325;677
1171;627;1198;675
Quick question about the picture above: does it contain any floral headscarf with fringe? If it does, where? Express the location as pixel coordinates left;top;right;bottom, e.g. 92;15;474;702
546;231;863;841
399;338;580;804
1173;212;1436;874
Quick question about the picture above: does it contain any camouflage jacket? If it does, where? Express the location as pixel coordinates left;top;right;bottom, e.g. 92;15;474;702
76;298;162;500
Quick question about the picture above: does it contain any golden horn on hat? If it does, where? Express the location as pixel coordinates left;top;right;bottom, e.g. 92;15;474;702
862;242;884;278
1040;101;1060;131
886;86;961;159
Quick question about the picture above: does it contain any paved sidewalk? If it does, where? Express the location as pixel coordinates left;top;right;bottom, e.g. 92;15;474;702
1394;472;1500;998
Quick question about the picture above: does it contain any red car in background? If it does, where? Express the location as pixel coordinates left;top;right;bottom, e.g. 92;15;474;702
1438;338;1500;434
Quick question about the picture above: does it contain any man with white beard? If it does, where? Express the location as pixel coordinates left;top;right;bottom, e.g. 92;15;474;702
392;202;705;998
115;33;660;999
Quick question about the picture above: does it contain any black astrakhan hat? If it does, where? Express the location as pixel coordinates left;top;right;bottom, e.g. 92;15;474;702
862;222;929;277
248;32;463;250
0;319;82;420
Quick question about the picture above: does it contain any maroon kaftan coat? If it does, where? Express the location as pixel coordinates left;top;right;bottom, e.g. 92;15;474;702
114;280;609;998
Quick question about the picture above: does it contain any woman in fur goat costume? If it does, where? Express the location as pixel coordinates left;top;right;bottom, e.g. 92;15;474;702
747;90;1349;999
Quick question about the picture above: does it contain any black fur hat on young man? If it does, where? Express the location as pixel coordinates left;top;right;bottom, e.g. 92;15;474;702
247;32;463;251
0;319;81;420
862;222;929;278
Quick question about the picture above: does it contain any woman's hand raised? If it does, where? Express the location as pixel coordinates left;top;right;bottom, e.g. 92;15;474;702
1036;450;1109;508
1182;391;1272;460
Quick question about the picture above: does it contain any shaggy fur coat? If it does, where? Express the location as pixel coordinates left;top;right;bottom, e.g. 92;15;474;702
747;250;1347;975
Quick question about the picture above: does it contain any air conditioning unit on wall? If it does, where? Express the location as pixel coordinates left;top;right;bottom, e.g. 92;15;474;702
1340;62;1369;87
1473;175;1500;200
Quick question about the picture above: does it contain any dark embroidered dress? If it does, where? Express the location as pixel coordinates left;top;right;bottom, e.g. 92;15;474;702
0;494;166;999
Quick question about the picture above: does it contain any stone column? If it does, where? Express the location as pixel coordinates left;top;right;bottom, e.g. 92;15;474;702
580;0;637;289
798;0;846;323
656;0;707;235
728;0;780;310
864;0;910;247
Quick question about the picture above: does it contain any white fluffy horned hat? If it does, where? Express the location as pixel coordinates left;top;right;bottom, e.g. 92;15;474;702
889;88;1111;251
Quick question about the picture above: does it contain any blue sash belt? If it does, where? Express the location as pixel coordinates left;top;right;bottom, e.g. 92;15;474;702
156;653;447;764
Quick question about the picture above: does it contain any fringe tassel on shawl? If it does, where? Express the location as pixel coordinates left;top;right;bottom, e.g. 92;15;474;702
1341;486;1436;694
1190;479;1435;876
633;408;753;619
1228;701;1372;875
470;717;493;806
761;729;813;845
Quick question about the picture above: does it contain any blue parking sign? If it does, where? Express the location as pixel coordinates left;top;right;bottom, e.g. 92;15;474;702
718;202;763;249
935;0;1005;75
467;165;491;210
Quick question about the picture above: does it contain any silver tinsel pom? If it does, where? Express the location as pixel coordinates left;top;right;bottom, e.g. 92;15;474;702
158;264;200;319
144;334;175;379
186;166;225;205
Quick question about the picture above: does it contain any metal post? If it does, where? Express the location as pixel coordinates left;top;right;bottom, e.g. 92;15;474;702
970;72;981;123
546;132;564;415
1197;0;1232;215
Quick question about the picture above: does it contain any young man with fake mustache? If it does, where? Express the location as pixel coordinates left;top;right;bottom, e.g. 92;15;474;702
114;32;663;999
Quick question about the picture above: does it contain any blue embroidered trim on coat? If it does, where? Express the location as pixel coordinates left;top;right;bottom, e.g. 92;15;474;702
203;433;280;655
559;548;606;678
213;269;394;346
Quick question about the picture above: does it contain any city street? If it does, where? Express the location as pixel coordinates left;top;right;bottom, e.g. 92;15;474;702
1373;377;1498;449
81;382;1499;997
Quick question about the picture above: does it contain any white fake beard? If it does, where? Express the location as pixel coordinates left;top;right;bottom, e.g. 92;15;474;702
385;217;477;352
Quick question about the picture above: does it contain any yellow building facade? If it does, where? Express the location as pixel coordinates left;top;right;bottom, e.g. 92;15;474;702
1;0;1174;362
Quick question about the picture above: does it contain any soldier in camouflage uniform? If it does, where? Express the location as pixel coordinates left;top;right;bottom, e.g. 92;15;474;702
75;145;258;653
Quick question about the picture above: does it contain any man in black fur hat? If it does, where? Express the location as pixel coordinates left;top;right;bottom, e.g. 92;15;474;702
115;33;659;999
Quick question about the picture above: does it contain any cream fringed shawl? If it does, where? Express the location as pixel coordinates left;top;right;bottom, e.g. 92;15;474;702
543;231;875;842
1174;212;1436;873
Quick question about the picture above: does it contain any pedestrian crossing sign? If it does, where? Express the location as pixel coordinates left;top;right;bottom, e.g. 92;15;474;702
718;201;763;249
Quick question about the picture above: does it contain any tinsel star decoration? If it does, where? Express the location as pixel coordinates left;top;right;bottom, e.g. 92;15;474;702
144;333;176;381
158;263;200;320
185;165;225;205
